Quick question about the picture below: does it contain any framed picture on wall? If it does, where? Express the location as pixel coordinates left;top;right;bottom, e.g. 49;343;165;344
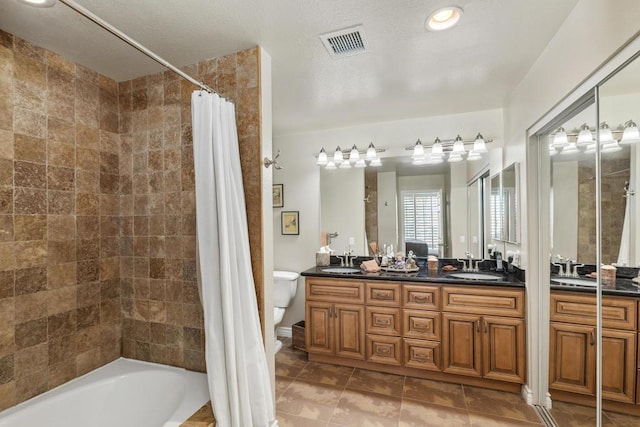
273;184;284;208
281;211;299;235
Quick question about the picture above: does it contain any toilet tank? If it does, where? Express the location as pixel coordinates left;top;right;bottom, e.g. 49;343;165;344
273;270;299;308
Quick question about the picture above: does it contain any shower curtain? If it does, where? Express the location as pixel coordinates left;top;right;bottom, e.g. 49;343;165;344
191;91;276;427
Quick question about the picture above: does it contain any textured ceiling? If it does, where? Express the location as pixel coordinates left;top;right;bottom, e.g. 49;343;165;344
0;0;579;135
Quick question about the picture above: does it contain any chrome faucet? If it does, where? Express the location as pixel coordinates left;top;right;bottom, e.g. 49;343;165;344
456;258;468;272
336;255;346;266
474;259;490;272
552;254;565;277
572;263;585;278
565;259;574;277
345;250;356;267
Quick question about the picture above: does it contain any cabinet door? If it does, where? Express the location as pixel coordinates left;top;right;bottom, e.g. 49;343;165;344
549;322;595;395
335;304;366;360
602;329;636;403
482;316;525;383
366;334;402;366
442;312;482;377
306;302;334;355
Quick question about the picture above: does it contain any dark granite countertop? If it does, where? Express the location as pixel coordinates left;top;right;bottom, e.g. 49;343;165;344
550;275;640;297
301;265;525;288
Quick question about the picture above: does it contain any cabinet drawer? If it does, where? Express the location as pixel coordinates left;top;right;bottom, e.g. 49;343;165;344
366;307;401;336
550;292;637;330
403;285;440;310
403;309;441;340
403;338;441;371
306;278;364;303
442;286;524;317
366;335;402;366
366;282;401;306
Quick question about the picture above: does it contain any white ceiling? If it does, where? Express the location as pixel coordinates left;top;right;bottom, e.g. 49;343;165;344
0;0;579;135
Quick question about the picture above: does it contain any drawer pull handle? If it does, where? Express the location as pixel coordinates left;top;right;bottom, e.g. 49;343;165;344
414;353;430;361
375;318;391;325
590;330;595;346
377;347;390;354
413;323;429;331
374;292;393;300
476;320;480;333
413;295;428;302
484;319;488;333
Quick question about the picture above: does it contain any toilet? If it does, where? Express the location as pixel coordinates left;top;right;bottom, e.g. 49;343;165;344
273;270;300;353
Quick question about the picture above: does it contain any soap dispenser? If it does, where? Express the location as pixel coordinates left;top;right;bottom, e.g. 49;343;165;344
495;251;504;272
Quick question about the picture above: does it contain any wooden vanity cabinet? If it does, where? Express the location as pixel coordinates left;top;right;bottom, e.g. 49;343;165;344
305;278;365;360
305;276;526;392
549;291;638;405
441;287;526;384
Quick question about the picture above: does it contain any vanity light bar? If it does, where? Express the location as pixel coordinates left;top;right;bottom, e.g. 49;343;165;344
315;144;386;168
550;120;640;153
403;133;493;151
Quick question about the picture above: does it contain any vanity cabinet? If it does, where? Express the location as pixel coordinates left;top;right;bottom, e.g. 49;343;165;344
441;287;526;383
305;276;526;392
550;291;638;404
305;278;366;359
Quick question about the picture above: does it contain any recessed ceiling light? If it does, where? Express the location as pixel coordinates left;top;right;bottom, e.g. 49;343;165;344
18;0;57;7
426;6;463;31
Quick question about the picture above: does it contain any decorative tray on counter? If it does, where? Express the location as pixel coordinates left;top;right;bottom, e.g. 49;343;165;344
380;266;419;273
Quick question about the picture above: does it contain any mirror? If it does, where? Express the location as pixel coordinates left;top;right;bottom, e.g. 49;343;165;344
490;173;503;241
467;172;490;259
320;155;491;257
502;163;520;243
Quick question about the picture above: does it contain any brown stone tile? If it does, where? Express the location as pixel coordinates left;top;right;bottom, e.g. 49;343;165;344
15;52;45;87
464;386;540;423
296;362;354;387
0;270;13;299
275;349;308;378
14;188;46;214
75;170;99;193
47;240;75;264
47;50;75;74
15;317;47;349
0;130;14;160
76;325;100;354
77;282;99;307
48;334;76;366
403;377;467;409
47;262;75;289
100;173;119;194
77;259;99;283
276;411;325;427
331;388;402;427
0;297;14;331
14;240;47;268
183;348;205;372
15;39;44;62
0;188;12;214
0;159;12;186
399;399;471;427
48;286;76;316
15;80;45;112
47;117;75;144
76;124;99;149
15;266;47;296
47;91;75;122
0;215;13;242
468;412;543;426
0;242;16;271
47;361;76;389
14;160;46;188
48;309;76;338
16;368;47;403
47;190;75;214
276;378;342;422
14;214;46;241
0;30;13;49
77;215;99;239
47;215;75;239
14;342;47;380
101;298;121;323
14;292;47;323
346;368;405;397
46;166;75;191
47;141;75;168
77;304;99;330
0;326;15;359
76;348;100;376
13;134;45;163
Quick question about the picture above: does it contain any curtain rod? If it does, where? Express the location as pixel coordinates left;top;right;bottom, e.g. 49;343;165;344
59;0;214;94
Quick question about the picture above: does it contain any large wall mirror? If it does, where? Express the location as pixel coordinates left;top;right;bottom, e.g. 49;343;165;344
536;49;640;426
320;154;491;257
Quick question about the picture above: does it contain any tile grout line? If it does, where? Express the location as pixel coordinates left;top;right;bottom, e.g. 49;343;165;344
326;366;356;425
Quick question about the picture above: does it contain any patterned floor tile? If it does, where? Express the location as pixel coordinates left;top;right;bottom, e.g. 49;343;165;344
346;368;405;397
463;386;540;423
403;377;467;409
276;378;343;422
399;399;471;427
297;362;355;387
330;388;402;427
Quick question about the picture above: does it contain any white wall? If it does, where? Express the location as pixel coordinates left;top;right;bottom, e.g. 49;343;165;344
377;171;398;250
273;109;503;328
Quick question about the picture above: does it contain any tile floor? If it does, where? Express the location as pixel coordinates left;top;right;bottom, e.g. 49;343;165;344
275;337;543;426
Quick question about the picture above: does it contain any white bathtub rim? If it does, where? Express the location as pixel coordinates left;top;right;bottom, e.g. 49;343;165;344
0;357;210;426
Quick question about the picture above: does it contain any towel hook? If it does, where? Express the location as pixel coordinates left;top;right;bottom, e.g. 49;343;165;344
263;150;282;170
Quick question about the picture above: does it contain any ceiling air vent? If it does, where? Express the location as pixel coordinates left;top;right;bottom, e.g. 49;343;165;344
319;25;369;59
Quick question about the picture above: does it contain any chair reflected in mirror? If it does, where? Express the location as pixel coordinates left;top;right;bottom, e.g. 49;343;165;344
405;240;429;258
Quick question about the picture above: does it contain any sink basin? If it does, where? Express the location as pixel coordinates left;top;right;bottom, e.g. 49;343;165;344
322;267;361;274
448;272;503;281
551;277;597;287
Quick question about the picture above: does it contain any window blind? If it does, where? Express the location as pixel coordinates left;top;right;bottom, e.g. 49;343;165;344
402;191;441;249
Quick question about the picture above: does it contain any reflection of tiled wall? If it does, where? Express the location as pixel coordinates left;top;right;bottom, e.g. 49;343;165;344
577;154;629;264
0;31;122;411
118;48;262;371
364;169;378;254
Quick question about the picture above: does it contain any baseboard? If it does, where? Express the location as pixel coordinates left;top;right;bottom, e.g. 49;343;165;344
276;326;292;338
521;384;534;405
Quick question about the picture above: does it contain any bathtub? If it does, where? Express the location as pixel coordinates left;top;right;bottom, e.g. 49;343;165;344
0;358;210;427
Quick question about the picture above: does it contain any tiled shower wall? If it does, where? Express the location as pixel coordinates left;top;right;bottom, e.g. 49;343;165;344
0;31;122;411
0;28;263;409
118;48;262;371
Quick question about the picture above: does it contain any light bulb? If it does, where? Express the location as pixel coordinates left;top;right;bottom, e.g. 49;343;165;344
325;161;337;170
447;153;463;163
560;142;579;155
370;158;382;167
467;151;481;161
333;146;343;164
452;135;465;154
602;140;622;153
354;159;366;168
577;124;593;145
412;139;425;159
552;127;568;148
339;160;351;169
599;122;613;143
426;6;463;31
472;133;488;153
366;143;377;160
19;0;57;7
621;120;640;144
316;148;327;166
349;145;360;163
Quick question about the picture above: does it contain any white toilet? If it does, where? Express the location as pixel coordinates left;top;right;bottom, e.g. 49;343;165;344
273;270;300;353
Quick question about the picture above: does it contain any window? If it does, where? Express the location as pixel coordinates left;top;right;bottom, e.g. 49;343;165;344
402;190;442;251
